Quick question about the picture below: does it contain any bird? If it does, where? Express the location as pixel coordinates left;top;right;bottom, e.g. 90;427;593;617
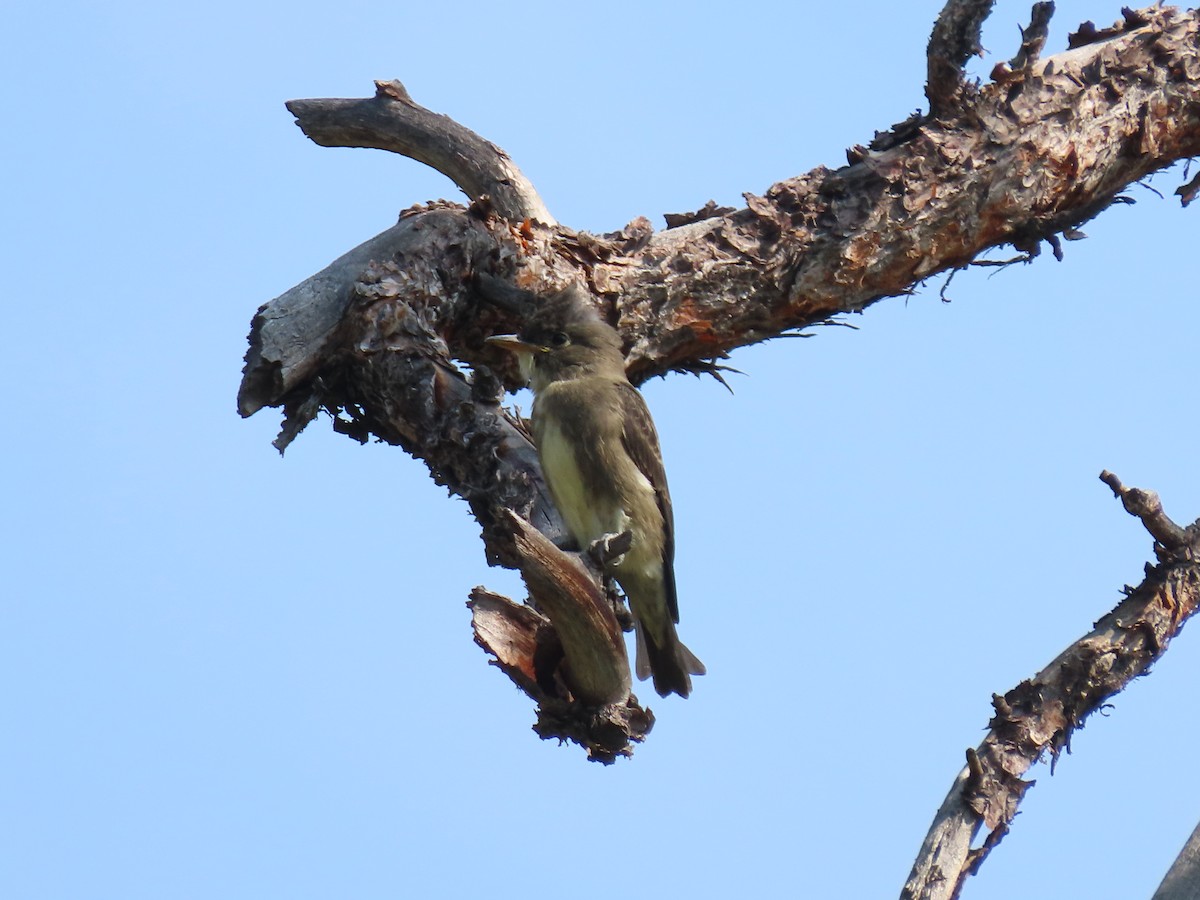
486;283;705;698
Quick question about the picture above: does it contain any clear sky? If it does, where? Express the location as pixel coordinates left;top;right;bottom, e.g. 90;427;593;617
4;2;1198;898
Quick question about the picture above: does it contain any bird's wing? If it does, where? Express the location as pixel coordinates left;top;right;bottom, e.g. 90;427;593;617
615;380;679;623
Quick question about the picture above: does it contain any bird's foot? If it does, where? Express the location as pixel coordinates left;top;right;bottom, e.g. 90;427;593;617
588;530;632;568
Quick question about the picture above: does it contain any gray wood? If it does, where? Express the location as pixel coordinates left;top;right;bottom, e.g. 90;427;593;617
238;217;420;418
287;80;555;225
1153;821;1200;900
236;4;1200;770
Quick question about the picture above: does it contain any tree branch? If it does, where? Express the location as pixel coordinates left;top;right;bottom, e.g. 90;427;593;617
466;515;655;764
468;587;653;764
902;476;1200;900
1101;469;1193;551
927;0;997;115
500;510;632;706
1153;820;1200;900
608;5;1200;380
1009;2;1054;71
287;79;556;225
989;2;1056;83
237;214;421;419
246;6;1200;406
244;216;653;757
239;5;1200;757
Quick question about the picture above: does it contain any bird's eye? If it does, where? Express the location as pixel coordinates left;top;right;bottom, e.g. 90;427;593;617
550;331;570;347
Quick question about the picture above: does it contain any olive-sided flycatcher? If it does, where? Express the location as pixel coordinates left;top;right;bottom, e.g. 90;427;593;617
487;284;705;698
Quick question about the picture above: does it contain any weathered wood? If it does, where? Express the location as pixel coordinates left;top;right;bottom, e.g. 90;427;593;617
504;511;631;706
1102;470;1192;549
238;216;421;418
468;588;545;696
469;585;652;765
272;5;1200;392
1006;2;1054;73
1152;820;1200;900
310;235;572;564
238;5;1200;762
608;5;1200;380
902;476;1200;900
246;7;1200;402
287;79;556;226
926;0;996;115
467;516;652;764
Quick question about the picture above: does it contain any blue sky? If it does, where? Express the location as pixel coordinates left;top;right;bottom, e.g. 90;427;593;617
4;2;1198;898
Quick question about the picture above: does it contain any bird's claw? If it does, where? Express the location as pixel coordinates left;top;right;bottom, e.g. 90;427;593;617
588;530;632;567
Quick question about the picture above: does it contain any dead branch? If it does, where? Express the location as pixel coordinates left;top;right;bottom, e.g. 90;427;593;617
247;6;1200;404
466;514;656;764
467;584;652;765
1004;2;1055;75
902;476;1200;900
239;5;1200;758
500;510;631;706
1101;470;1192;550
237;216;424;419
1153;820;1200;900
926;0;996;114
287;79;555;225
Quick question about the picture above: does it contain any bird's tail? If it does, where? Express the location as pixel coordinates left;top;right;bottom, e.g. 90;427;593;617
635;621;706;699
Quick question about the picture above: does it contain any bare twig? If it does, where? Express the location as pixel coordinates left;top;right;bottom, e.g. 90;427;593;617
903;478;1200;900
287;79;556;225
939;265;963;302
1136;179;1166;200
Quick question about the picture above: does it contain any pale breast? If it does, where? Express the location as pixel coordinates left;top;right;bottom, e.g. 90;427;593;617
536;416;627;546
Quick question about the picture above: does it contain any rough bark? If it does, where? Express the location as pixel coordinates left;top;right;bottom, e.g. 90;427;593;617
926;0;996;115
902;473;1200;900
238;4;1200;763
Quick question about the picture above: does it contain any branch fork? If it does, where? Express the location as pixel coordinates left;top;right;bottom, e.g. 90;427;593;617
240;7;1200;771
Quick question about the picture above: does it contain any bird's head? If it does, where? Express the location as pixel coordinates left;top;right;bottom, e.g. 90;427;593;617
486;284;625;391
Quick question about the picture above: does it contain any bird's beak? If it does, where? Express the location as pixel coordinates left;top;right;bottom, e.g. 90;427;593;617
486;334;538;354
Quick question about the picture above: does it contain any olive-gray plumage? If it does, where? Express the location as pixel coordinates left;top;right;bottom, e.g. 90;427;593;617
488;285;704;698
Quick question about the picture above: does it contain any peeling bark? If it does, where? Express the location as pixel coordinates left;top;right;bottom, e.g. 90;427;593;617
902;474;1200;900
246;6;1200;399
238;5;1200;764
926;0;996;115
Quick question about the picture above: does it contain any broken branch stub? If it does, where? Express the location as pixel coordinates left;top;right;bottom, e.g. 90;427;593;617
926;0;997;114
505;510;632;706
